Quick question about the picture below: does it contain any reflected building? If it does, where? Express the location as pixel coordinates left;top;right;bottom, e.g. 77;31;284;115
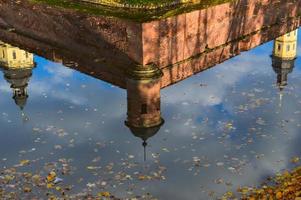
0;41;35;112
272;30;298;107
125;64;165;160
272;30;298;90
0;0;300;157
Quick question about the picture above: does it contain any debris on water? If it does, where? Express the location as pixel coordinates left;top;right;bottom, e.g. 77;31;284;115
228;166;301;200
54;177;63;184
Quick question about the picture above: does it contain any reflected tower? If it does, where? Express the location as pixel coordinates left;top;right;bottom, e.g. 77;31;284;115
0;41;35;114
272;30;298;107
125;64;164;160
272;30;298;90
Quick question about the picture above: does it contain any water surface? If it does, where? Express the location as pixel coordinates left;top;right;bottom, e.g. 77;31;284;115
0;27;300;199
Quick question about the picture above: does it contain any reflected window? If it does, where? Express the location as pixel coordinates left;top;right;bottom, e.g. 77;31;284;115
287;45;290;52
277;44;281;52
141;104;147;114
156;101;160;111
25;52;28;58
2;50;4;58
12;51;16;59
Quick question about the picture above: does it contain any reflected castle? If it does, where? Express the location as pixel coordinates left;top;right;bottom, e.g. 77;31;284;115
125;64;165;160
0;0;300;158
0;28;298;159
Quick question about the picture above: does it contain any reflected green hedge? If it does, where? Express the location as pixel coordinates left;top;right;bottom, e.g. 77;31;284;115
31;0;233;22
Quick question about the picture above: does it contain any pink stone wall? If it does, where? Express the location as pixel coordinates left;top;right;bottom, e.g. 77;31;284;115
159;16;301;88
0;0;300;90
140;0;301;67
0;0;134;68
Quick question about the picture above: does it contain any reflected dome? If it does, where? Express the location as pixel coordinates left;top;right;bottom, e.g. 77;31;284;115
126;118;164;141
126;119;164;161
2;68;33;110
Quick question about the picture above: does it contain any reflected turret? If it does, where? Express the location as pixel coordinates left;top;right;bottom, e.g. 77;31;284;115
0;41;35;112
272;30;298;90
125;64;164;160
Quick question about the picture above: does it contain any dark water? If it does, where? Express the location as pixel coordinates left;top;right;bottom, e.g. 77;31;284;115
0;28;300;199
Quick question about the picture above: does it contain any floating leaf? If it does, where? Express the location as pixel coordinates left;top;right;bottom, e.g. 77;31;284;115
98;191;111;197
19;160;30;166
46;171;56;183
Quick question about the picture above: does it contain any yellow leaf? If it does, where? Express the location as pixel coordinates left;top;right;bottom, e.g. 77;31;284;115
291;157;300;163
23;186;32;193
46;171;56;182
4;175;14;182
138;175;148;180
20;160;30;166
275;191;282;199
98;191;110;197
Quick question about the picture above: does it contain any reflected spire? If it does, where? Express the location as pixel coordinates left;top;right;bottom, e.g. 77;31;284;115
21;110;29;123
0;41;35;118
143;140;147;162
279;91;283;108
127;124;164;161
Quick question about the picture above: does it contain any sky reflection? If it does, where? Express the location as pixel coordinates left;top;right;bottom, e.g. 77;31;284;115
0;28;300;199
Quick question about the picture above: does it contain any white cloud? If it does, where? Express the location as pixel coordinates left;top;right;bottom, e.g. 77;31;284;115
163;52;269;107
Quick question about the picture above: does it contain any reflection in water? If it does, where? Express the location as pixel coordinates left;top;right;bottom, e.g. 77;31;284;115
126;29;299;155
272;30;298;107
272;30;298;90
0;29;299;156
125;64;165;160
0;0;301;199
0;41;35;122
